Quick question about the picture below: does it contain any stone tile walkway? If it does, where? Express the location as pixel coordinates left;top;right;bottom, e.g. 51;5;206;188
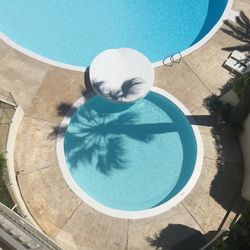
1;1;249;249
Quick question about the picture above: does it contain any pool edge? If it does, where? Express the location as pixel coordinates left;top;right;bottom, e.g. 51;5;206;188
56;87;204;219
0;0;234;71
153;0;235;67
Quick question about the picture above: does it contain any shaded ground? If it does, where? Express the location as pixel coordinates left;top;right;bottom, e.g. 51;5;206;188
147;224;208;250
0;178;14;209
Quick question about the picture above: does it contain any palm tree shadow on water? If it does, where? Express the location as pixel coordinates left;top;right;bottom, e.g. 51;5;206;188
50;90;199;176
50;98;181;176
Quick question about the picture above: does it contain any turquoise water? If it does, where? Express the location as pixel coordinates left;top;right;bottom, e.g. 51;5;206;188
64;92;197;211
0;0;227;66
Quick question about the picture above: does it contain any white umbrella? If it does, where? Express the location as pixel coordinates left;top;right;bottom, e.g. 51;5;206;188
89;48;154;103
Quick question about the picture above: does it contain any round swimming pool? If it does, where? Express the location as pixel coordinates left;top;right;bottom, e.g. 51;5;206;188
1;0;230;67
57;88;203;219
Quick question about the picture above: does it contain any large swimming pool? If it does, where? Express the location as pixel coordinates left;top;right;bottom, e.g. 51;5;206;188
58;88;203;218
0;0;228;67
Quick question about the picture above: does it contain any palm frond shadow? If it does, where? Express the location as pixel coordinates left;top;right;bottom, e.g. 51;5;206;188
92;77;144;101
49;125;67;139
56;102;77;117
49;102;76;139
64;109;178;175
50;101;178;175
222;11;250;52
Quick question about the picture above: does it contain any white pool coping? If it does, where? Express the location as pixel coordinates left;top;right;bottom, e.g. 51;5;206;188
153;0;235;67
1;0;234;70
56;87;204;219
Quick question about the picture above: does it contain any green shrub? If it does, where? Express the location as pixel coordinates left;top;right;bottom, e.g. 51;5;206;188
204;94;223;113
233;73;250;99
213;210;250;250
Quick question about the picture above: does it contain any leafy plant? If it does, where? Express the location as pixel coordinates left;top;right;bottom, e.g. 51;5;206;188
213;210;250;250
204;94;223;113
212;102;242;136
218;103;232;123
233;73;250;99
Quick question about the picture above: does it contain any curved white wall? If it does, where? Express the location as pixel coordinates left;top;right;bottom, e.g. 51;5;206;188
5;106;41;229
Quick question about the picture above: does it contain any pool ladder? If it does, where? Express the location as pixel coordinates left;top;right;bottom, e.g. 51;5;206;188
163;52;182;66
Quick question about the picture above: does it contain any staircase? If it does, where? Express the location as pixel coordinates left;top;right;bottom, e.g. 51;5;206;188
0;202;62;250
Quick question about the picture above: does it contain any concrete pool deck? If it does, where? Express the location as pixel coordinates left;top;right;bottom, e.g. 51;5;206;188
1;0;250;248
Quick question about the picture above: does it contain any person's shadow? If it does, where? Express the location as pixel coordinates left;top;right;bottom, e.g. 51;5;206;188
147;224;213;250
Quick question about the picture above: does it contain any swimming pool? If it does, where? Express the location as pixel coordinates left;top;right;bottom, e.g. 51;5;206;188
0;0;230;68
57;88;203;219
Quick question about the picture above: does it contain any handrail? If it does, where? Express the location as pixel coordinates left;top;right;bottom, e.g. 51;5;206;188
172;52;182;63
162;56;173;67
163;52;182;66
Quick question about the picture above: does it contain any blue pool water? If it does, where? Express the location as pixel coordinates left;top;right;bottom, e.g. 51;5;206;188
64;92;197;211
0;0;227;66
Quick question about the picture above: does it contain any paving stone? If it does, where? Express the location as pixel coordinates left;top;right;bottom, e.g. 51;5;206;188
15;116;57;174
182;158;243;234
0;39;12;59
17;165;82;238
154;62;210;112
55;204;127;250
25;67;83;123
128;204;204;250
0;48;50;110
